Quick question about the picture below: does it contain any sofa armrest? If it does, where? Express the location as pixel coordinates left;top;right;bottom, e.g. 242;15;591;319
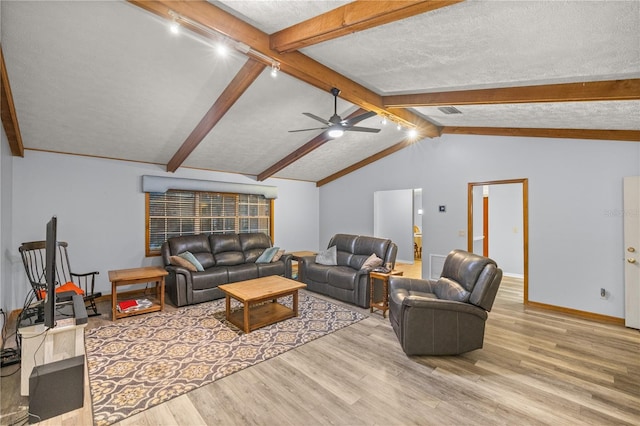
402;296;488;320
297;255;317;282
164;265;194;306
280;253;293;279
389;276;437;293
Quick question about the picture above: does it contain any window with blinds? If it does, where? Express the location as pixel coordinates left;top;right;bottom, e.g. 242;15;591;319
146;190;272;255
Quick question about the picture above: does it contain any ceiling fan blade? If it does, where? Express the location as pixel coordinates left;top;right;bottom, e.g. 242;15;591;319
342;110;377;126
345;126;381;133
302;112;331;125
288;127;328;133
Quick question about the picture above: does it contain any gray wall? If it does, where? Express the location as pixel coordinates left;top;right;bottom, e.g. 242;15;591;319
319;134;640;318
3;133;639;320
5;150;319;311
1;126;14;315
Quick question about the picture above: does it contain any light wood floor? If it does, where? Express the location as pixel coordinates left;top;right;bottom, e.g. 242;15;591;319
2;261;639;425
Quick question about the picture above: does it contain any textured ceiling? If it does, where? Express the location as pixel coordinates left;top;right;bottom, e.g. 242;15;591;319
2;1;639;183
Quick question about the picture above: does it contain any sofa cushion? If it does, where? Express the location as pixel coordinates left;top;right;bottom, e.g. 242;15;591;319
178;251;204;272
169;255;197;272
209;234;242;253
271;249;285;262
191;267;229;291
210;234;245;266
227;263;259;282
329;234;357;267
316;245;337;265
361;253;383;270
326;266;359;290
257;261;285;277
168;235;211;256
240;233;273;262
435;277;471;302
256;246;280;263
306;263;332;282
440;250;494;293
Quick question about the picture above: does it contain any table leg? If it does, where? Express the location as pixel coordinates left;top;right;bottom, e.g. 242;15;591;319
243;301;250;334
159;277;165;311
383;278;389;318
225;295;231;322
111;281;117;321
293;290;299;316
369;276;374;313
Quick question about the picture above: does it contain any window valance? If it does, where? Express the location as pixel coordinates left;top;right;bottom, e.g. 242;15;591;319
141;175;278;199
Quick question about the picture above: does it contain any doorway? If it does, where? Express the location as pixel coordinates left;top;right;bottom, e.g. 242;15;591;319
373;188;423;277
467;179;529;303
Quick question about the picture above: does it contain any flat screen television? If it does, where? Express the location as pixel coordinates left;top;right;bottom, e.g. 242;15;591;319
44;216;57;329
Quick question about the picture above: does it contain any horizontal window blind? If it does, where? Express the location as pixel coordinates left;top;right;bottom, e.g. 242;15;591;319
146;190;271;255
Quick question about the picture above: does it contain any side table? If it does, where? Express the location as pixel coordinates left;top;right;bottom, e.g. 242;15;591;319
288;251;316;281
369;270;404;318
108;266;168;321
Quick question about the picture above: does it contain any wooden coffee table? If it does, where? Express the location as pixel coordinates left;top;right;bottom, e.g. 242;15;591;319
218;276;306;334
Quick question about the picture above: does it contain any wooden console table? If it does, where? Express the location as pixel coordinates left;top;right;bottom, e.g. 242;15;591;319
369;270;404;318
108;266;167;321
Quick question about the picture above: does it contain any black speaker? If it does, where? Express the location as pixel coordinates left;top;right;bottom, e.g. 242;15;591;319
29;355;84;423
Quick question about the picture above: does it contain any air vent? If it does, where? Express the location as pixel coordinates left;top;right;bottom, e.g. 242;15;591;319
438;106;462;115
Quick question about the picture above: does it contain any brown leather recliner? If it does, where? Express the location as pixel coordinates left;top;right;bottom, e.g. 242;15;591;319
388;249;503;356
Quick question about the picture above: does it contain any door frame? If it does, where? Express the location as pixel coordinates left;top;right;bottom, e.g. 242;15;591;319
467;178;529;303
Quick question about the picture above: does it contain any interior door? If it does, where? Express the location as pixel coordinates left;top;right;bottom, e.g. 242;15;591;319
624;176;640;329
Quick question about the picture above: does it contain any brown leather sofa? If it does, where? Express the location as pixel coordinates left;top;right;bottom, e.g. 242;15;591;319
161;233;292;307
388;249;502;355
298;233;398;308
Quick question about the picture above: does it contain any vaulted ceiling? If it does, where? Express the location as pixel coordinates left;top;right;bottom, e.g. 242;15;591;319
2;1;639;186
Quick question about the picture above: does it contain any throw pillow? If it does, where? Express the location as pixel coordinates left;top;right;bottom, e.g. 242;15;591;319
256;246;280;263
271;249;286;262
55;281;85;295
170;255;197;272
316;245;337;266
361;253;383;270
178;251;205;272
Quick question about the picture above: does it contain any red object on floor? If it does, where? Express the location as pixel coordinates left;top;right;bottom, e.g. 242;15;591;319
117;300;138;311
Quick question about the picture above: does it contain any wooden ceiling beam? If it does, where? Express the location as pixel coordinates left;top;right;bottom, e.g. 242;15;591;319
270;0;463;54
0;45;24;157
441;127;640;142
257;108;367;181
166;59;265;172
383;79;640;107
128;0;441;138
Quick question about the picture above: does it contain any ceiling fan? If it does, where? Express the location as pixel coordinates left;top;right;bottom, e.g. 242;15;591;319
289;88;380;138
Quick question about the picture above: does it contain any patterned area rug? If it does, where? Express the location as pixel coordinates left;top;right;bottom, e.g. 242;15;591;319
85;292;365;426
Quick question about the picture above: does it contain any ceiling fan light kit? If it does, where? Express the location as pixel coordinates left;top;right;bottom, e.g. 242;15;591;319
289;87;381;137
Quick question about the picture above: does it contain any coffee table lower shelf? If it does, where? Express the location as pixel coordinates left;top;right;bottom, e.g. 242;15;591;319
227;301;295;333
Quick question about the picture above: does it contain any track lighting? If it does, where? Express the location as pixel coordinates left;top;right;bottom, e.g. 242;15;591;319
169;19;180;35
216;42;229;57
407;128;418;139
270;62;280;78
397;123;402;131
167;10;280;71
381;117;387;126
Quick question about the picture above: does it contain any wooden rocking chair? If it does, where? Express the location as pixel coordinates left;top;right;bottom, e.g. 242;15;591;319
19;241;101;316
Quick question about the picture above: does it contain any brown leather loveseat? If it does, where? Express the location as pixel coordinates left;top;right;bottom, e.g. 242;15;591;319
161;233;292;307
